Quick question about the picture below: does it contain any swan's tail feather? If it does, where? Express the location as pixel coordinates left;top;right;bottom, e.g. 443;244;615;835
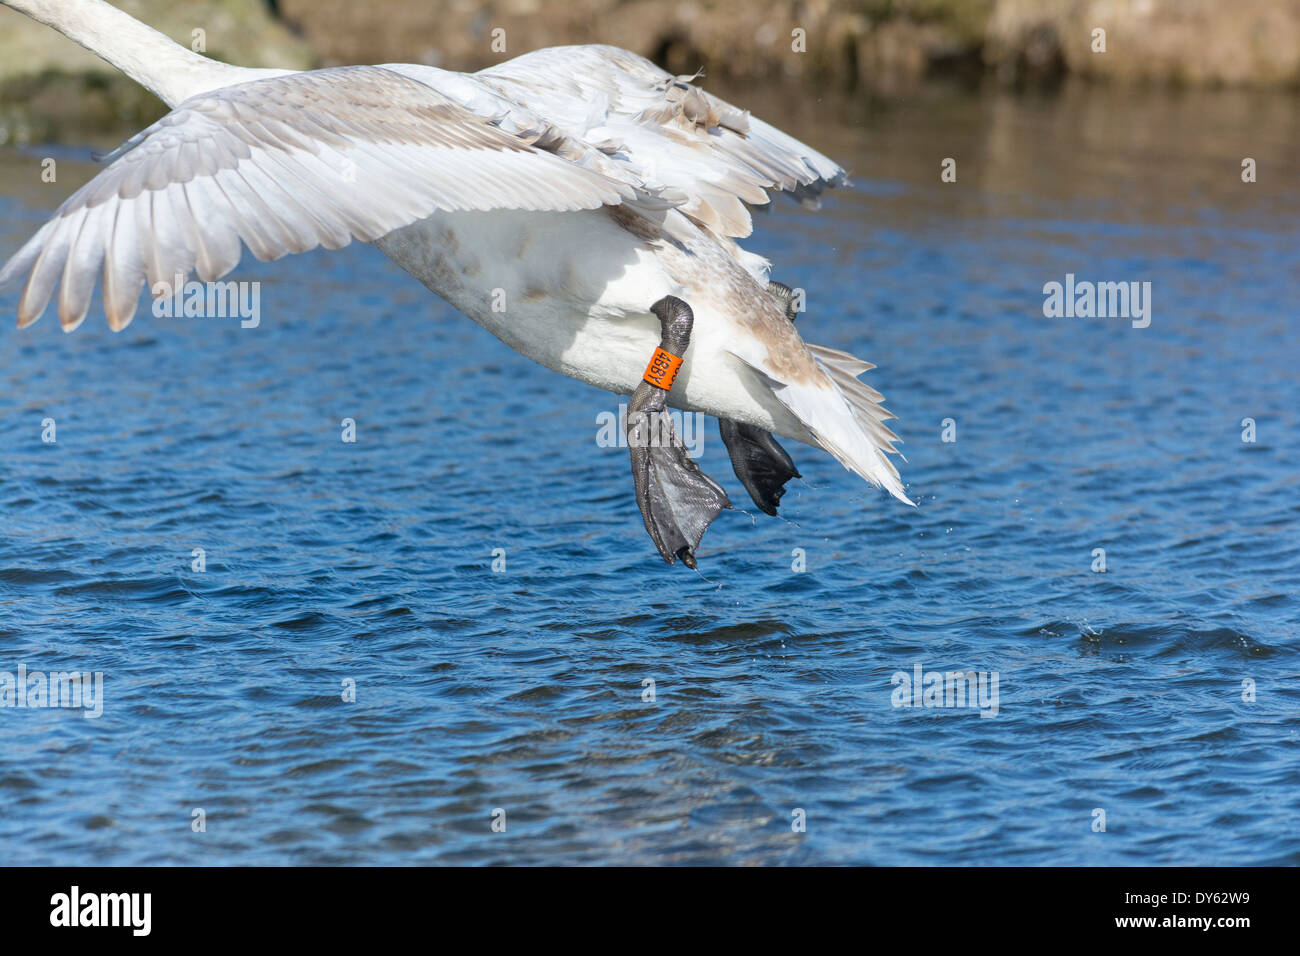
769;345;913;506
806;344;904;450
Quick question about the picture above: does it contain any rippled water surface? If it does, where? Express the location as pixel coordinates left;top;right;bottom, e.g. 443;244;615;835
0;82;1297;865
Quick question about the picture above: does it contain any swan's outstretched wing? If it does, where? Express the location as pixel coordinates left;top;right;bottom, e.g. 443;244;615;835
475;45;847;237
0;65;637;331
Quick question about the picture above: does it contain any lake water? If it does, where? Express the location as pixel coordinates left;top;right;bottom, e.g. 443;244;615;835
0;80;1296;865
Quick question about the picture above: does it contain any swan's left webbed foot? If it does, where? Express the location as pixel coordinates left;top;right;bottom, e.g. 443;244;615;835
626;295;731;568
717;280;802;516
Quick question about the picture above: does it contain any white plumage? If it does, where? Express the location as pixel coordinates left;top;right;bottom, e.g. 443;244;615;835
0;0;911;506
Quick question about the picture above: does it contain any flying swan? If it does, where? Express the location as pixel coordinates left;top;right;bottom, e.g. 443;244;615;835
0;0;912;568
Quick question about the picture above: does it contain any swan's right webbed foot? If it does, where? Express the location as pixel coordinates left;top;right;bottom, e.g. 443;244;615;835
717;280;803;516
718;419;801;516
626;295;731;568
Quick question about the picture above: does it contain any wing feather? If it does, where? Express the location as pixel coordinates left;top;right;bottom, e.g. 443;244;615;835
0;64;634;330
476;45;847;238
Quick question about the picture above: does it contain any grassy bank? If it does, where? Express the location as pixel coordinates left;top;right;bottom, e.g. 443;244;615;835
2;0;1298;139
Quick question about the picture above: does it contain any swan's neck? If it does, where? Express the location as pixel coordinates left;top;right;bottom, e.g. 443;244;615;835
3;0;255;105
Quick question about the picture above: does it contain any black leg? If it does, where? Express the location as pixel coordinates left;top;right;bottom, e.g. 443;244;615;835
717;280;802;515
626;296;731;568
718;419;801;516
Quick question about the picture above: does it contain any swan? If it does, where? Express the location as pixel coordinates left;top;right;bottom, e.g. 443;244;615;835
0;0;912;568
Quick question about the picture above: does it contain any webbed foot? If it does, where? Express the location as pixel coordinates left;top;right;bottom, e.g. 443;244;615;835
626;296;731;568
717;279;802;515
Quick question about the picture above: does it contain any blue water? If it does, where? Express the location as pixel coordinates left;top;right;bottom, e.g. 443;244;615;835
0;85;1297;865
